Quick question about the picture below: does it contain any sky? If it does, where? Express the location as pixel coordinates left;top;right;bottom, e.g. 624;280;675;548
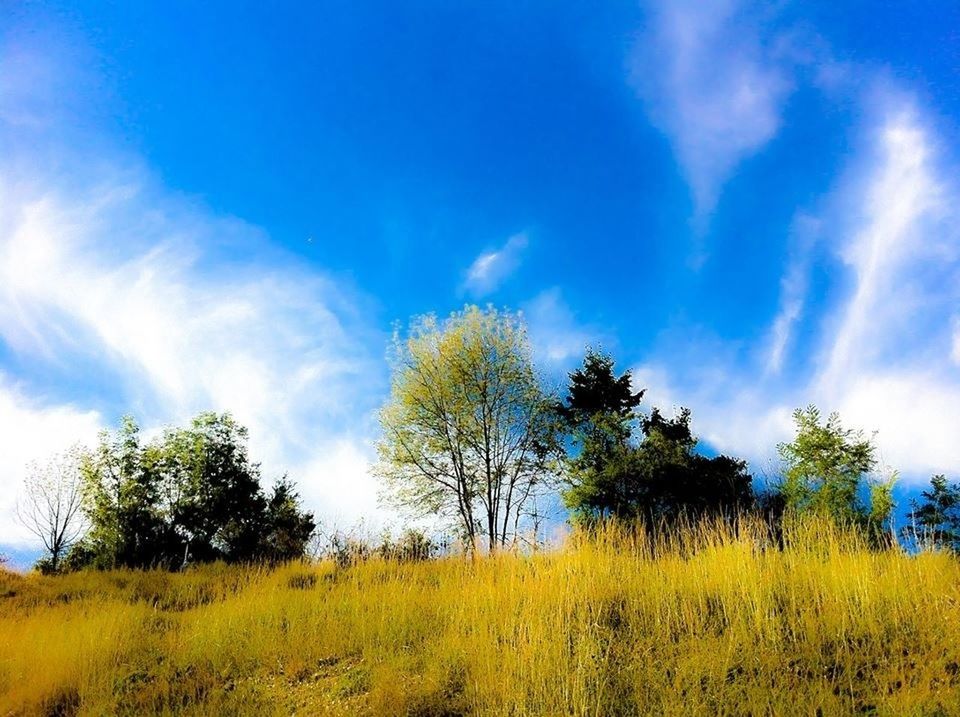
2;1;960;559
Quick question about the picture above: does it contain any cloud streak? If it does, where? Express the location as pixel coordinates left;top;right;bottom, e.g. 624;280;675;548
462;233;528;297
634;91;960;482
765;215;820;376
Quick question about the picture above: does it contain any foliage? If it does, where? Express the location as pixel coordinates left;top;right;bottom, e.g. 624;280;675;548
556;348;643;429
904;474;960;551
4;518;960;715
558;350;642;517
80;416;165;569
376;305;561;552
73;412;315;569
560;351;753;524
260;477;319;563
776;406;895;536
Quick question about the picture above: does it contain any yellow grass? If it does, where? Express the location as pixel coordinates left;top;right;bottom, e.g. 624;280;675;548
3;518;960;716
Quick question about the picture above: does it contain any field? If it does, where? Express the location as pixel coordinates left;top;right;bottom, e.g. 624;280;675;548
3;520;960;716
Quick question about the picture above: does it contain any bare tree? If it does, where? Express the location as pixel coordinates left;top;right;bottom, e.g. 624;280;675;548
16;447;88;572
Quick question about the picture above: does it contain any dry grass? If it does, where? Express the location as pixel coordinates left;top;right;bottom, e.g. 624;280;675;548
3;518;960;715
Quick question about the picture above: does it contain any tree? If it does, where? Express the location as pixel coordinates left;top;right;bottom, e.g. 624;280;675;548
904;475;960;551
558;349;643;521
376;306;560;552
558;350;753;525
73;412;315;568
157;413;269;564
258;477;317;563
563;403;753;525
558;349;643;500
776;406;894;533
16;447;88;573
557;349;644;428
80;417;165;568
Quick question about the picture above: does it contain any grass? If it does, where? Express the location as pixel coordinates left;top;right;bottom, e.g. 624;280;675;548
3;518;960;715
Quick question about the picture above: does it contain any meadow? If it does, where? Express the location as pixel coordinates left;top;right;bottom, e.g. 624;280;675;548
3;519;960;716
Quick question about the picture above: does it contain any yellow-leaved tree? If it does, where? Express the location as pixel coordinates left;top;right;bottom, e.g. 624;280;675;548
376;306;560;553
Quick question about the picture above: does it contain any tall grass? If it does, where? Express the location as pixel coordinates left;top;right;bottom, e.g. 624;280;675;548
3;517;960;715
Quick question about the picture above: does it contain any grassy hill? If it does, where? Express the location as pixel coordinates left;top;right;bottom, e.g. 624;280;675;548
3;519;960;715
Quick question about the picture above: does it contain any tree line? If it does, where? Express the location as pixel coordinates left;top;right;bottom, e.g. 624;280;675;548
374;306;952;552
19;413;315;572
15;304;960;572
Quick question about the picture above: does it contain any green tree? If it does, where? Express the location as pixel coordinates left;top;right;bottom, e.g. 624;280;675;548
73;412;315;568
158;413;268;563
259;477;317;563
80;417;165;568
557;349;643;429
376;306;560;552
557;349;643;521
776;406;895;534
904;475;960;551
563;403;753;524
559;349;753;525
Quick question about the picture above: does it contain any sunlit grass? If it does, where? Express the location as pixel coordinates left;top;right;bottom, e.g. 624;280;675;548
3;517;960;715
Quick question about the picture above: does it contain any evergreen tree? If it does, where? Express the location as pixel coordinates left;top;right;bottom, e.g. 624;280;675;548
560;351;753;525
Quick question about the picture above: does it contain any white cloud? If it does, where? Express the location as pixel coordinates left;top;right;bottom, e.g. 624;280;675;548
765;214;821;375
0;378;102;545
0;171;389;544
819;106;948;392
462;232;528;297
522;288;597;366
952;318;960;365
631;0;795;221
810;100;960;477
298;438;388;528
632;95;960;483
833;373;960;479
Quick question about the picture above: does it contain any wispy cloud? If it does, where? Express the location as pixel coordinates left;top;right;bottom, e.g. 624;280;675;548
631;0;796;224
462;233;528;297
819;104;948;393
811;97;960;476
0;170;390;543
0;24;390;546
522;288;598;367
765;214;820;376
633;89;960;482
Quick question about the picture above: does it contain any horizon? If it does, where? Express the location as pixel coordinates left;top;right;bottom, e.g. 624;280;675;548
3;1;960;562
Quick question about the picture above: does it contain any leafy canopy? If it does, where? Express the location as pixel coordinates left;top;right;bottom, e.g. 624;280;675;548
904;474;960;551
777;406;894;532
74;412;315;569
559;350;753;525
376;305;560;552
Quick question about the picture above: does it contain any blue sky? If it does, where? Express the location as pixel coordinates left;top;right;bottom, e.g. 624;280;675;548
2;1;960;554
